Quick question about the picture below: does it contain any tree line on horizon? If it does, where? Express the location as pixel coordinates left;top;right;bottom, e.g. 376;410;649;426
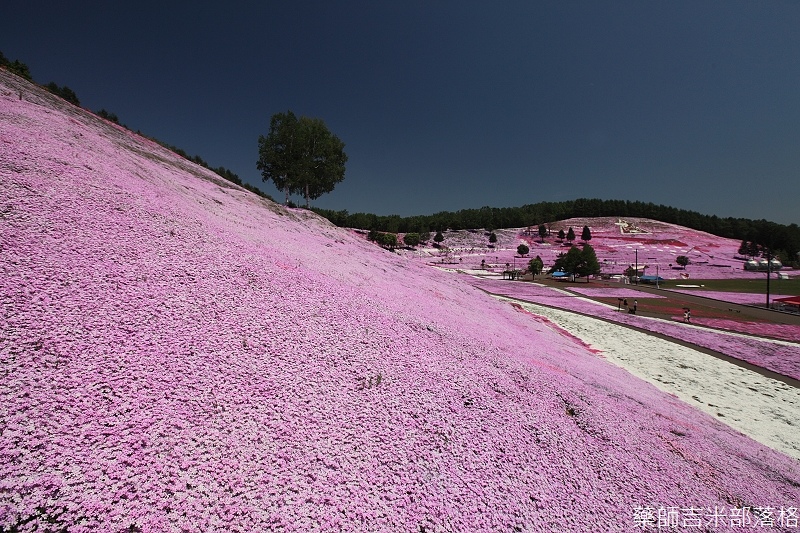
312;198;800;267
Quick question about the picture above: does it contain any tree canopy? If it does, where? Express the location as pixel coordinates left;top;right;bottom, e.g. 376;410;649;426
403;233;420;248
549;245;600;282
581;225;592;242
528;256;544;278
257;111;347;207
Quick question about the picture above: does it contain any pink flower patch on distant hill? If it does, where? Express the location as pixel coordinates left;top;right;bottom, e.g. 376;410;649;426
688;318;800;343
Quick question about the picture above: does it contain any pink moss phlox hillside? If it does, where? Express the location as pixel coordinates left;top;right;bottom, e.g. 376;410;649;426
509;302;602;355
470;278;800;381
2;72;799;531
684;318;800;344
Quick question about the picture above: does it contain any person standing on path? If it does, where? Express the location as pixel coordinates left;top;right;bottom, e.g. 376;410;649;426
633;300;638;315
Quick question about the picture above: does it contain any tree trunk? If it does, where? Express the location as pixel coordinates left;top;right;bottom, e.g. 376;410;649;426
305;183;310;208
284;185;289;205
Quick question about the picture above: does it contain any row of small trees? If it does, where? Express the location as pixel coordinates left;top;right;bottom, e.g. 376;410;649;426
367;230;441;250
1;51;79;105
738;240;774;259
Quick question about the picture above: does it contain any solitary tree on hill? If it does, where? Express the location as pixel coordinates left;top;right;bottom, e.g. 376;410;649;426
538;224;547;243
566;227;576;243
257;111;347;207
434;231;444;245
517;244;529;257
676;255;689;269
489;232;497;245
558;229;566;242
581;225;592;242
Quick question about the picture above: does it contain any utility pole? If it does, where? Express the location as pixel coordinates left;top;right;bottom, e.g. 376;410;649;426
635;248;638;285
766;248;771;309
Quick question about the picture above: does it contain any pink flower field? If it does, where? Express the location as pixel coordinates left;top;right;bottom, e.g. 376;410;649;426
403;217;797;282
2;71;800;531
469;277;800;382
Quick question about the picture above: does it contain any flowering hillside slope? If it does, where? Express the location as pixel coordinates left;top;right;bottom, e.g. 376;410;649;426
1;71;799;532
403;218;794;281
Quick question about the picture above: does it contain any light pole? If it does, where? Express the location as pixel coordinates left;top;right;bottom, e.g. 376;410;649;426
766;248;771;309
656;264;659;289
635;248;638;285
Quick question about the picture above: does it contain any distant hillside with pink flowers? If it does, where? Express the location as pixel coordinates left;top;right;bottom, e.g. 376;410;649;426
392;219;796;281
2;70;798;532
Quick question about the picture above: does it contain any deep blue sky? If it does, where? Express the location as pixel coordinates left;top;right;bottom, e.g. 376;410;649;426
3;1;799;224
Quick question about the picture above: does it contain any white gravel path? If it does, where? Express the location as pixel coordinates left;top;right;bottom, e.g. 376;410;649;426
497;297;800;460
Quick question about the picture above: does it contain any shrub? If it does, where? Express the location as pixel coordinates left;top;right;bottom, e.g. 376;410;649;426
403;233;420;248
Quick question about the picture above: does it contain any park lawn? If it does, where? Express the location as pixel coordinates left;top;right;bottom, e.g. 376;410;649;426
593;296;765;323
658;277;800;295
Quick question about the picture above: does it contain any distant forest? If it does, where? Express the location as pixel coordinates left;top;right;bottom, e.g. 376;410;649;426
313;199;800;266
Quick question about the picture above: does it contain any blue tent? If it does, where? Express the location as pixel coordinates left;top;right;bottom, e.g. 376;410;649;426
639;275;665;284
551;271;568;278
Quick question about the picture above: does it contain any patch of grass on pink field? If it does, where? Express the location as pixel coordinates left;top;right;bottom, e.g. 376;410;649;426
663;278;800;295
669;289;794;306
